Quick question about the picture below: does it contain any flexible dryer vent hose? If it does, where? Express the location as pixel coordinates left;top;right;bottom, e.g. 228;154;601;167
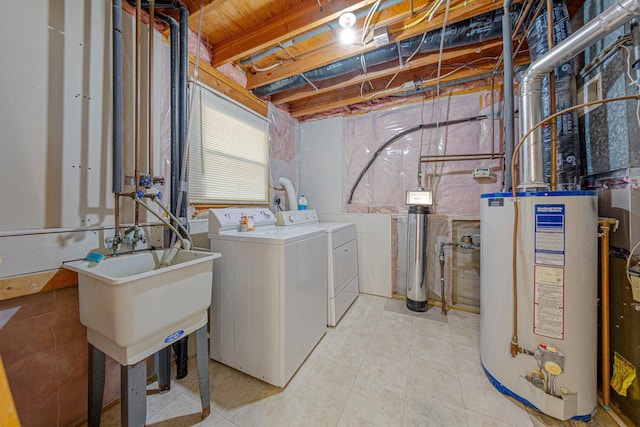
279;177;298;211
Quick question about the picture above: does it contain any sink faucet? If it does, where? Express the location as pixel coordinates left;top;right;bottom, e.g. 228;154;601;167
123;225;146;250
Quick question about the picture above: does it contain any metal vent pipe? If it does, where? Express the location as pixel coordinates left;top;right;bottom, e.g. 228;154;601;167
519;0;640;189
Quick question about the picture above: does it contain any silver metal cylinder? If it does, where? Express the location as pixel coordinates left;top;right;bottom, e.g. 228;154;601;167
406;206;429;312
519;0;640;189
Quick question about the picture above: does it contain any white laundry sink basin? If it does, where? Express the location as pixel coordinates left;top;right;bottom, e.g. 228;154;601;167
64;249;220;365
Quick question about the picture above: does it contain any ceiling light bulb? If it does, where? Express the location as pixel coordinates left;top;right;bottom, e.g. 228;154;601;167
339;12;357;28
340;27;356;45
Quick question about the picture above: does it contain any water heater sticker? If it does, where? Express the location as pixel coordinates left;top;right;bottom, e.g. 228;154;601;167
533;265;564;339
488;198;504;207
534;204;565;266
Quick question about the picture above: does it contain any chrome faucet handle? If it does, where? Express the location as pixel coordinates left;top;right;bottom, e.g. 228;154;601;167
105;236;120;250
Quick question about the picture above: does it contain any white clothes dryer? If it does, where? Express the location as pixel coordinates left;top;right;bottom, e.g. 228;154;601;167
276;210;360;326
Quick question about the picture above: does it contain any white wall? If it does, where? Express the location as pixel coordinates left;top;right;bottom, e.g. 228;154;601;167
299;117;344;213
301;118;392;297
320;213;392;297
0;1;169;278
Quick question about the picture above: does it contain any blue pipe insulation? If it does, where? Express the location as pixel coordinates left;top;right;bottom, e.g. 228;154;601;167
239;0;407;66
112;0;123;194
253;6;522;97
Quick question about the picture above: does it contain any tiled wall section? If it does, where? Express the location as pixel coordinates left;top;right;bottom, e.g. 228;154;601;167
0;287;119;426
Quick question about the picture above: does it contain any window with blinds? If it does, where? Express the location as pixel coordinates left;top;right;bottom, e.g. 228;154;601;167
188;84;269;204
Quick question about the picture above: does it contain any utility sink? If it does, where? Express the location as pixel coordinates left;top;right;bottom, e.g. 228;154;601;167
64;250;220;366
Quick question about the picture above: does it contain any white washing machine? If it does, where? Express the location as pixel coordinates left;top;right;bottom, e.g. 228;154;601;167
208;208;327;387
276;210;360;327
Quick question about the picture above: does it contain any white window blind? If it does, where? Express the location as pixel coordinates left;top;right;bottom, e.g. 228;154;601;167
188;83;269;204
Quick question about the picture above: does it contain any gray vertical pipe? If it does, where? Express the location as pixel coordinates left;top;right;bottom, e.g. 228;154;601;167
156;13;180;215
124;0;189;216
178;5;188;218
502;0;515;191
112;0;123;193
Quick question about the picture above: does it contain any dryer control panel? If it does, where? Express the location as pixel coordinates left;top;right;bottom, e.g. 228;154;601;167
276;209;319;226
209;208;275;233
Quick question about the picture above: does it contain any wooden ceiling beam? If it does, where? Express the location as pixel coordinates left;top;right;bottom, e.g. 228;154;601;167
270;39;505;105
288;55;531;118
187;0;236;26
189;54;268;116
246;0;503;90
205;0;382;68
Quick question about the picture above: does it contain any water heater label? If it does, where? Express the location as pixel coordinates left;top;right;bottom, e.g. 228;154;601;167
534;204;565;266
534;265;565;339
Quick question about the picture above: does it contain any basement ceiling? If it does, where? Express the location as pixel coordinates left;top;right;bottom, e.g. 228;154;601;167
179;0;537;119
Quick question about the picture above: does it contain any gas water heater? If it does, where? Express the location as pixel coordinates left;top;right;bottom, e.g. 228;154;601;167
480;191;598;421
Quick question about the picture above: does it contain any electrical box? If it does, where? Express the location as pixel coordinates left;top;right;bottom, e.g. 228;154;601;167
373;26;390;46
405;190;433;206
472;168;492;178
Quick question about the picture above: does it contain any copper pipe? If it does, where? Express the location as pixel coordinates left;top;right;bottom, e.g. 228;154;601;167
148;0;155;176
547;0;557;191
510;197;520;357
599;218;618;408
512;0;536;38
439;242;448;315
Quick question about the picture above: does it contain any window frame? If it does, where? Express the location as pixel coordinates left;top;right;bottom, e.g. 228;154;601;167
187;82;270;206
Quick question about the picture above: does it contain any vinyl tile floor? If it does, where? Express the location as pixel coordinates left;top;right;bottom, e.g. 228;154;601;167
83;295;618;427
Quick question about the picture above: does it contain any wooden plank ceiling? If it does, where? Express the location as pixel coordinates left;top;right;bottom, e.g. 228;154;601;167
182;0;533;120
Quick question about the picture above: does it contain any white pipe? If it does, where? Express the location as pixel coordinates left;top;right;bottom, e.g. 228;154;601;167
520;0;640;188
151;196;194;250
133;198;189;251
279;177;298;211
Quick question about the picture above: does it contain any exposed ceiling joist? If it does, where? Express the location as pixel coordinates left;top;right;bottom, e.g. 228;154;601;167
204;0;383;67
270;39;505;105
246;1;505;90
288;55;531;118
189;0;237;25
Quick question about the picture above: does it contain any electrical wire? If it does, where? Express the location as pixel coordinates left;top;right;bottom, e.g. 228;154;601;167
433;0;453;176
361;0;382;45
417;92;428;188
580;34;631;76
384;29;428;90
360;56;495;100
252;61;284;72
431;93;453;203
428;0;446;21
620;44;640;131
621;44;640;89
